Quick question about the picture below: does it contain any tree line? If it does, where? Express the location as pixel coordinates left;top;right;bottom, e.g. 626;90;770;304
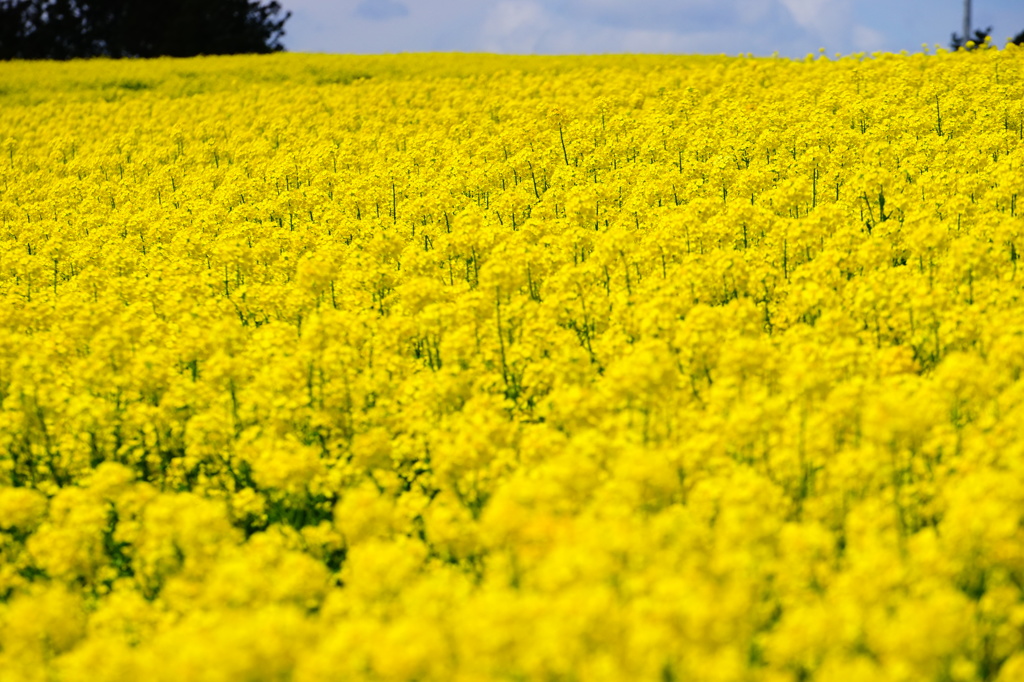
952;26;1024;51
0;0;290;59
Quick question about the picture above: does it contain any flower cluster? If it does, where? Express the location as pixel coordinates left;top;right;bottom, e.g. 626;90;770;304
2;47;1024;681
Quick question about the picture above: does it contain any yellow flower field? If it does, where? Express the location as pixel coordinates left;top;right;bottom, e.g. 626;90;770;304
1;47;1024;681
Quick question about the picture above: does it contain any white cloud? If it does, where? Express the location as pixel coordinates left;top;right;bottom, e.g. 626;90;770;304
474;0;811;54
278;0;1024;58
480;1;552;53
557;0;744;32
778;0;827;30
617;28;699;53
778;0;853;48
852;24;885;52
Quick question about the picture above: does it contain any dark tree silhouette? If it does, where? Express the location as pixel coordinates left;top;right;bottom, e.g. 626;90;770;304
1013;29;1024;46
951;26;992;51
0;0;290;59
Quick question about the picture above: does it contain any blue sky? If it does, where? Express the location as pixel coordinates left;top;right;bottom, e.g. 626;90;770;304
280;0;1024;58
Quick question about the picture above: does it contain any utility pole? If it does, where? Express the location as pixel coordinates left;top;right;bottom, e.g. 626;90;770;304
963;0;972;42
